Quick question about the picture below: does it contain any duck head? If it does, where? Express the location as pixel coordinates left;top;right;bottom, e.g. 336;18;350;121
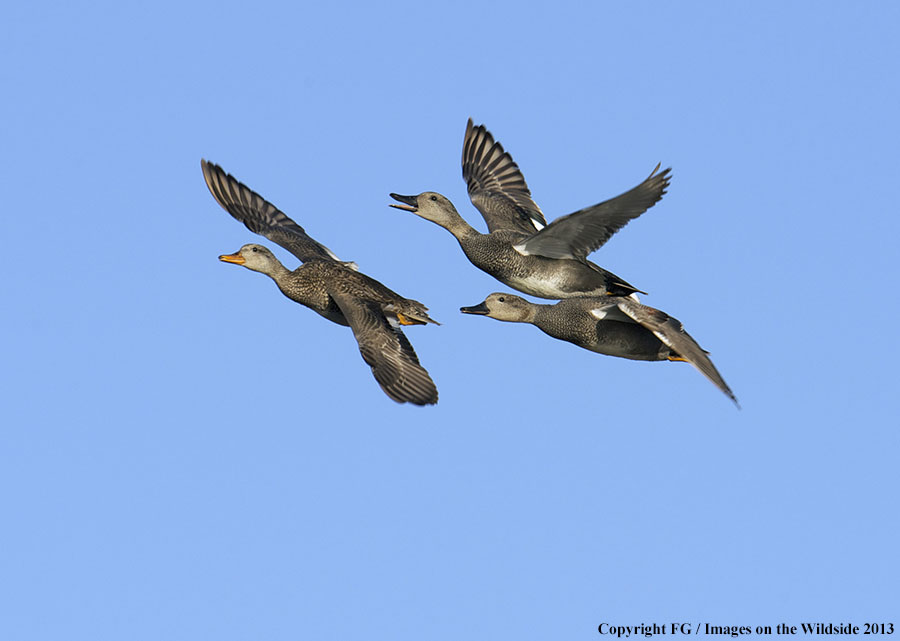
460;293;536;323
219;243;282;275
389;192;463;228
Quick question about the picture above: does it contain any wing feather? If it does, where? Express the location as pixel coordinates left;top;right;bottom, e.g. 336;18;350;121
615;297;738;406
516;165;671;260
462;119;547;234
201;160;346;265
329;289;438;405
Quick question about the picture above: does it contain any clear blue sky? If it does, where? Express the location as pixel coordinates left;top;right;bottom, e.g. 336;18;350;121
2;2;897;639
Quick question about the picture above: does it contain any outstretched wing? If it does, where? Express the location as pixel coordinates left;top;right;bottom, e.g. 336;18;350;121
202;160;347;265
462;119;547;234
615;297;738;406
515;165;671;260
329;288;438;406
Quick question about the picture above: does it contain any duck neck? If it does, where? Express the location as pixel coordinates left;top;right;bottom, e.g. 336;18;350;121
438;212;479;242
495;303;541;325
260;258;293;285
522;303;546;326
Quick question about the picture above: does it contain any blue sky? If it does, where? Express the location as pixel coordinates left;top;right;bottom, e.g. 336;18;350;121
2;2;898;639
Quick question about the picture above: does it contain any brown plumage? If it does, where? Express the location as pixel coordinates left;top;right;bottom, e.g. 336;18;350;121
203;160;439;405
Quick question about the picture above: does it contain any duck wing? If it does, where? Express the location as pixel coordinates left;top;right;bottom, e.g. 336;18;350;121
202;160;350;266
462;119;547;234
514;164;671;261
329;288;438;405
613;297;738;406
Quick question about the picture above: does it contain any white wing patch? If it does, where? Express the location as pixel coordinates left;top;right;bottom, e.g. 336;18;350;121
320;244;341;262
650;330;677;349
590;308;609;320
513;242;531;256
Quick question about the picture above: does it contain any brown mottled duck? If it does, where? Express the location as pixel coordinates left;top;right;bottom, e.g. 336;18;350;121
202;160;439;405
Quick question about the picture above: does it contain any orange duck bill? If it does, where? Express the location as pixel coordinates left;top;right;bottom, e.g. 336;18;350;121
218;251;245;265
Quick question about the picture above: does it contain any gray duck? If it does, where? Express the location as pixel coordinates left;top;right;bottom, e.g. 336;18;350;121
460;293;737;406
390;119;671;299
202;160;439;405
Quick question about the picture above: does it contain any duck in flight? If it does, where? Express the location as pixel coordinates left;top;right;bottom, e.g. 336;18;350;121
202;160;439;405
390;119;671;299
461;293;738;406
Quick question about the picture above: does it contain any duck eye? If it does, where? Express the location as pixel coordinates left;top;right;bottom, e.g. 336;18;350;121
430;195;437;201
252;247;259;253
498;296;505;302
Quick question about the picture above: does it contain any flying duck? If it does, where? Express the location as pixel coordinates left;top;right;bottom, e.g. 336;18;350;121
461;292;737;406
202;160;439;405
390;119;671;299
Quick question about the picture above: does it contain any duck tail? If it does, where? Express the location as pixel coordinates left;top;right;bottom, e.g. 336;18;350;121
385;303;440;326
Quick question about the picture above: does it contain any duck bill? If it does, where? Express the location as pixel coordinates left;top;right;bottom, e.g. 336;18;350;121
219;252;245;265
389;193;418;212
460;302;490;315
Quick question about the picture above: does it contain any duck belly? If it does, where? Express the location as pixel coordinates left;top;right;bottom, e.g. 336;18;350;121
502;268;609;299
502;275;589;299
584;321;667;361
515;257;614;299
